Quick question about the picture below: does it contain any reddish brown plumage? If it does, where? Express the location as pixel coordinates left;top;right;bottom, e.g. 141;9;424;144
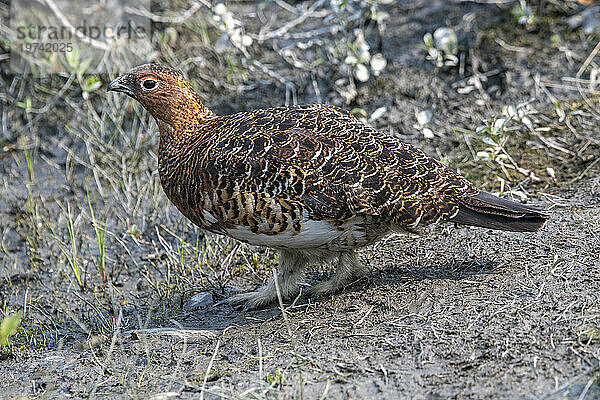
108;64;549;309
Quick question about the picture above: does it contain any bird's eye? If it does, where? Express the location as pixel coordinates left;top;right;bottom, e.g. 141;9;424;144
141;79;158;90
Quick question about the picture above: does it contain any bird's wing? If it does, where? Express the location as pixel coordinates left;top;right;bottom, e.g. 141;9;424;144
200;104;477;228
201;114;353;220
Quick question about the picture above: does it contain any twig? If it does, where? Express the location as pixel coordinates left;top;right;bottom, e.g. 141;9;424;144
495;38;533;54
273;0;299;14
200;338;221;400
258;338;263;381
451;68;502;88
273;268;305;400
71;290;110;330
168;320;188;394
353;305;374;328
534;132;576;157
539;80;600;95
577;375;596;400
252;60;290;85
89;308;123;399
457;0;514;3
541;363;600;399
256;0;326;41
576;40;600;79
564;116;600;146
575;40;600;119
15;73;76;137
569;156;600;184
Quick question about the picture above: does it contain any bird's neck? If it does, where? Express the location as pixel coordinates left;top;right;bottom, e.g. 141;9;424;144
154;92;214;144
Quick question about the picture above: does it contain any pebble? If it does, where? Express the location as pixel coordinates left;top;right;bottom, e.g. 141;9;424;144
370;54;387;76
186;291;213;310
354;63;370;82
417;110;433;126
422;128;435;139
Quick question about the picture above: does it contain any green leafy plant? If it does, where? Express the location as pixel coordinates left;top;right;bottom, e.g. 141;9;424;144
52;202;84;290
0;312;23;346
16;96;32;113
21;136;34;182
475;117;510;163
267;368;286;387
87;190;106;281
511;2;536;26
582;327;600;343
417;28;458;68
66;203;83;289
81;75;102;93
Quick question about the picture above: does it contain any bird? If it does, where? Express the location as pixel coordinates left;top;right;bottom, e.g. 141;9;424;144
107;64;549;310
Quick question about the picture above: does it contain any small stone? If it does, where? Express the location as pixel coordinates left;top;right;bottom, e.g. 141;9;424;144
370;106;387;122
354;63;370;82
521;116;533;130
504;105;517;118
417;110;433;126
241;35;253;47
370;53;387;76
336;80;357;103
186;292;213;310
44;355;65;363
476;151;490;160
223;13;240;30
214;3;227;16
422;128;435;139
229;28;242;46
152;392;181;400
344;55;358;65
457;85;476;95
353;30;370;57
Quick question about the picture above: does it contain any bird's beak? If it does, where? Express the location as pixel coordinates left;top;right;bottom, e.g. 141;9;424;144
107;76;135;97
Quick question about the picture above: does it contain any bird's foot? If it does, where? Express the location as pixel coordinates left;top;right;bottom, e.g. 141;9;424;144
307;280;339;298
309;254;370;298
226;289;277;310
308;275;369;298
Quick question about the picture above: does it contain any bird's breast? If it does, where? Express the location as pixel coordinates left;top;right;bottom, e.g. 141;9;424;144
161;175;385;250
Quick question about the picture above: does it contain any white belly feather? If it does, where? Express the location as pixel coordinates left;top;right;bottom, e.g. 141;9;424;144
224;214;370;250
226;219;342;249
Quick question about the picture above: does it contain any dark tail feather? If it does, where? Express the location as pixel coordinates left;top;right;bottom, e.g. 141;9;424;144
450;191;549;232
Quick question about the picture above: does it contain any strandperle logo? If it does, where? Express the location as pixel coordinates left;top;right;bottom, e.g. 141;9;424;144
15;20;147;41
8;0;152;74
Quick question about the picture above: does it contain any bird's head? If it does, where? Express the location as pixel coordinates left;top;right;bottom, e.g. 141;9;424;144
107;64;212;130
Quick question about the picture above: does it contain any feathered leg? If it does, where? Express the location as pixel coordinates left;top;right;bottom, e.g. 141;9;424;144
310;251;369;297
228;249;308;310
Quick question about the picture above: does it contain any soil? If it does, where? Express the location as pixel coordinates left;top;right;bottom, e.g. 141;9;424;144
1;0;599;399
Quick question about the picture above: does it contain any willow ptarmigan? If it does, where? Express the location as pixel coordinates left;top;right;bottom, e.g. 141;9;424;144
108;64;549;309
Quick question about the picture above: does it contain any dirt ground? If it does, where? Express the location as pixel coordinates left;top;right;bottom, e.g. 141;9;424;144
1;0;599;399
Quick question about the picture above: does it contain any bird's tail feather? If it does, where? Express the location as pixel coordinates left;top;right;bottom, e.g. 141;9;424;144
450;191;549;232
